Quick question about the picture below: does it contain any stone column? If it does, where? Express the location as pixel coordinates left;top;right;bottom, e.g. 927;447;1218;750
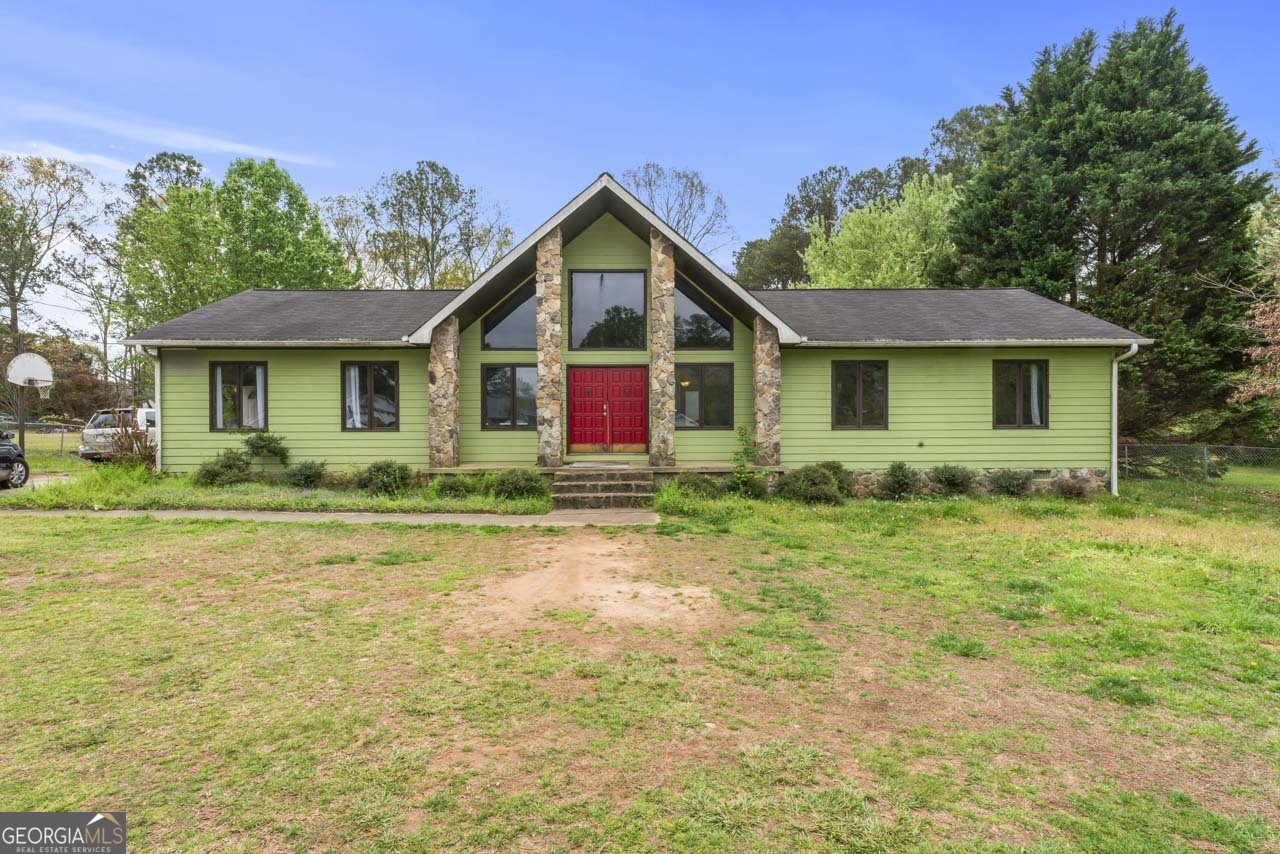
753;316;782;466
428;315;460;468
535;228;564;467
648;228;677;467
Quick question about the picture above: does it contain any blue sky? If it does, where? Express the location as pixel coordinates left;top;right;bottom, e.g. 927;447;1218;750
2;0;1277;327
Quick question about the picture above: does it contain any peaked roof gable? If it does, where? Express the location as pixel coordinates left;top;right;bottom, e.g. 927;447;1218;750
407;173;802;344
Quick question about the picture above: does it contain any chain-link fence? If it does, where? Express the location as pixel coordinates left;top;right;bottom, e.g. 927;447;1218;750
1120;444;1280;489
0;419;83;456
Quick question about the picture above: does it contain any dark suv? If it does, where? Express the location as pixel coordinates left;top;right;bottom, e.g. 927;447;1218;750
0;431;29;488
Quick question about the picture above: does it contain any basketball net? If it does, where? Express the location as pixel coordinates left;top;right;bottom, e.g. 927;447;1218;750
27;379;52;400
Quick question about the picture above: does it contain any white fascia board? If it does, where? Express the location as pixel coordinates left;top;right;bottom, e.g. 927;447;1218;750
124;339;415;348
791;338;1153;348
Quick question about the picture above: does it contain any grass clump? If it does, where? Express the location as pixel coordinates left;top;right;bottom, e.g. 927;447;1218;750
357;460;413;495
928;631;993;659
929;464;975;496
430;474;474;498
877;461;920;500
815;461;857;497
673;472;727;499
491;469;549;500
1086;675;1155;707
192;449;252;486
775;465;842;505
282;460;326;488
988;469;1034;497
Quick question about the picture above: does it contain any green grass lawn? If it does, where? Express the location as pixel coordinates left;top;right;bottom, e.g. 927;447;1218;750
1;481;1277;849
0;464;551;514
1221;464;1280;491
12;430;90;474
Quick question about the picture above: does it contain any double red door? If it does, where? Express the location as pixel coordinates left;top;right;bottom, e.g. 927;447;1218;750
568;366;647;453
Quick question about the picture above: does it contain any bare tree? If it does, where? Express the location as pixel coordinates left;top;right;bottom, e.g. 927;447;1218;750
621;162;733;251
321;194;383;288
0;156;98;345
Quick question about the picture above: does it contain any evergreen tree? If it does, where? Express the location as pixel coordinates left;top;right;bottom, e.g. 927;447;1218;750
952;12;1269;436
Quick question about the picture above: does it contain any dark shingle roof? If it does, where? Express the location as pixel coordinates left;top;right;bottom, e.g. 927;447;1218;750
125;289;462;344
752;288;1148;344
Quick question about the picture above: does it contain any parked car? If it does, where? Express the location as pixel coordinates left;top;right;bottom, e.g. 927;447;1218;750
0;430;28;488
78;407;158;461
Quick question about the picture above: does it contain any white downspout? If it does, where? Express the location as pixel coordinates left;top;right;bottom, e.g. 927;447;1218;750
1111;343;1139;496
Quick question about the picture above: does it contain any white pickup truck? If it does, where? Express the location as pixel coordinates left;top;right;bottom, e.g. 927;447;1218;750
78;407;158;461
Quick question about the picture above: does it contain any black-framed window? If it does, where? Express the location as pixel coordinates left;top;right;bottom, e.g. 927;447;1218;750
994;360;1048;428
676;277;733;349
832;361;888;429
342;362;399;431
676;364;733;429
483;365;537;430
209;362;267;431
570;270;646;349
482;279;536;350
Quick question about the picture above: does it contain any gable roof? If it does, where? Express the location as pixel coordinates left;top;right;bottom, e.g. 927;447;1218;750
405;173;804;345
125;289;461;346
752;288;1151;346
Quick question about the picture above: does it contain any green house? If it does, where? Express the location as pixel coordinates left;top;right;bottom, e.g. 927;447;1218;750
126;174;1150;493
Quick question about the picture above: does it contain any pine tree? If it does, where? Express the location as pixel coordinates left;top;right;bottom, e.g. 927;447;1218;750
951;12;1270;437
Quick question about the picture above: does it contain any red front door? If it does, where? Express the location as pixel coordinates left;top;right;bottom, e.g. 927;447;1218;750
568;366;647;453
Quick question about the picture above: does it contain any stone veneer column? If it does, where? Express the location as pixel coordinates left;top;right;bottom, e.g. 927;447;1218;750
535;228;564;467
648;228;677;467
428;315;460;467
753;316;782;466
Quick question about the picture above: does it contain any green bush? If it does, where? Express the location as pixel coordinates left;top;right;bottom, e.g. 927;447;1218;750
430;474;473;498
283;460;326;488
815;461;857;497
733;473;768;499
989;469;1034;497
776;465;842;505
673;472;726;498
241;431;289;466
192;449;253;486
491;469;550;500
929;464;975;496
877;461;920;500
357;460;414;495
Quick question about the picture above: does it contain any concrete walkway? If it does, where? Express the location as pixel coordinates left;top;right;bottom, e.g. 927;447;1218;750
0;507;659;527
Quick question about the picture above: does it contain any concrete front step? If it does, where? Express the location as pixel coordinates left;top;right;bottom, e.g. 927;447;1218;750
553;470;655;484
552;492;653;510
553;480;654;495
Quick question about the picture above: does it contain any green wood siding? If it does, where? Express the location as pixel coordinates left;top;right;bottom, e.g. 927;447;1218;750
459;312;538;465
780;347;1113;469
159;347;430;472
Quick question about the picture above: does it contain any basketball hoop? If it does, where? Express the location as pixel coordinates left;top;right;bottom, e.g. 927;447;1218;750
30;379;53;400
9;354;55;399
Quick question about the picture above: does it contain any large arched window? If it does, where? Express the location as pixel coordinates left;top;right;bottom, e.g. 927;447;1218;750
482;280;536;350
675;278;733;349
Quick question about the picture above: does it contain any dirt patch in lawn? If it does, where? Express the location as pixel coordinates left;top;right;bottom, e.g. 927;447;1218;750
451;529;721;634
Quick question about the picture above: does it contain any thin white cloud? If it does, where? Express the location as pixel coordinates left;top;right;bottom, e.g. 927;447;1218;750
0;141;132;173
7;100;332;167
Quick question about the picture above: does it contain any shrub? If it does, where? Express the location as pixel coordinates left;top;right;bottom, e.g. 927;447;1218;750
989;469;1034;497
108;427;157;468
929;464;975;496
733;473;768;499
877;461;920;500
491;468;550;500
192;449;252;486
1054;474;1095;500
430;474;473;498
357;460;413;495
283;460;326;488
815;461;857;498
241;431;289;466
775;465;842;505
673;472;726;498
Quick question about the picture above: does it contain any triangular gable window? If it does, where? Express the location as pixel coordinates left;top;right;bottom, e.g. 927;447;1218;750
676;278;733;349
482;279;536;350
